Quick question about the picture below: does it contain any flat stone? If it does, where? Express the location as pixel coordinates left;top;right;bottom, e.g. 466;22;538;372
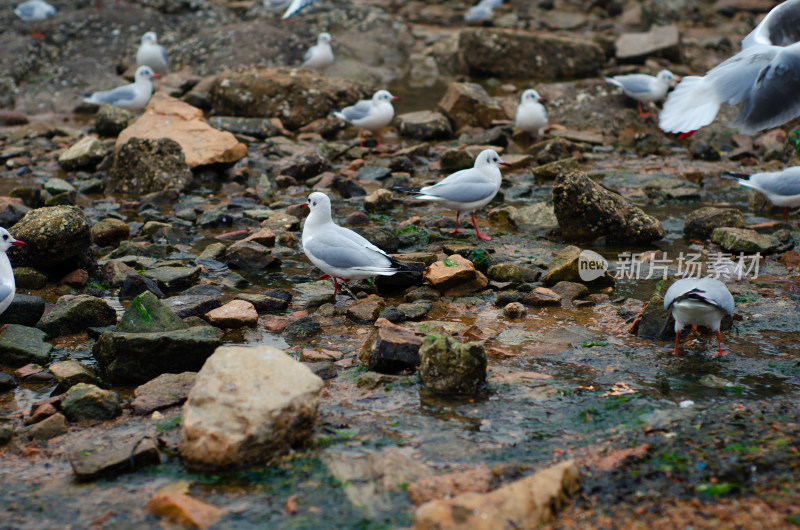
36;294;117;337
710;227;781;254
616;24;681;62
346;294;386;324
116;291;187;333
424;254;489;297
0;325;52;367
0;294;45;326
360;318;423;374
142;266;202;294
209;116;279;139
395;111;453;140
522;287;562;307
407;467;492;506
131;372;197;415
294;281;336;308
283;316;322;341
145;492;226;529
542;245;614;286
62;383;122;422
549;281;589;304
509;202;559;234
163;295;222;319
486;263;540;283
683;207;745;239
69;434;161;482
205;300;258;328
49;360;98;390
225;240;280;270
58;136;106;171
235;290;291;312
17;413;67;441
542;325;601;345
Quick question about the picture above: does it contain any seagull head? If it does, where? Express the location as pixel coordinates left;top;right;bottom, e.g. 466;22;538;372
142;31;158;45
135;65;159;82
474;149;510;169
656;69;676;85
318;32;333;45
303;192;333;225
521;89;545;103
0;228;25;253
373;90;398;104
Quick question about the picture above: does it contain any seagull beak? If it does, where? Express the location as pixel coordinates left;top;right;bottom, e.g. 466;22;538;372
538;96;547;103
300;203;309;208
11;240;26;247
499;162;512;167
392;96;399;101
153;73;161;79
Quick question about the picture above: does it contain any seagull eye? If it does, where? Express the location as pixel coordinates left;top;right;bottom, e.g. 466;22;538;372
2;235;6;240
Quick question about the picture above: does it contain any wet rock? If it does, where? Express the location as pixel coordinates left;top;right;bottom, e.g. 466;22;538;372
440;149;475;173
43;178;76;195
225;240;280;270
364;189;395;213
405;285;441;302
407;467;492;506
69;434;160;482
142;266;202;294
486;263;539;283
99;260;134;288
552;171;665;244
294;281;336;308
284;316;322;341
14;363;52;382
179;345;323;468
274;152;331;182
711;227;781;254
95;104;135;137
110;137;193;196
9;205;93;273
419;334;487;394
509;202;559;235
438;82;505;130
0;294;45;326
637;294;675;340
542;245;614;286
502;302;526;318
425;254;489;297
459;28;604;80
145;492;226;529
755;129;789;162
397;301;432;320
550;281;589;304
414;460;580;529
119;272;165;300
0;424;12;445
36;294;116;337
62;383;122;422
205;300;258;328
378;305;406;323
347;294;386;324
116;291;187;333
57;136;107;171
0;372;18;392
163;294;221;319
17;412;67;441
13;267;47;289
358;227;399;253
522;287;562;307
93;327;222;384
235;290;291;312
209;116;278;139
49;360;98;391
396;111;452;140
684;207;745;239
360;318;423;373
0;110;28;125
60;268;88;288
131;372;197;415
0;197;29;226
615;24;681;62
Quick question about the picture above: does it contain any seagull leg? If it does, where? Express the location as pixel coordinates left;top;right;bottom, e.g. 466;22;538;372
715;330;725;357
30;23;45;40
673;330;680;355
449;212;462;235
340;280;358;301
636;101;648;120
677;131;697;141
375;131;381;148
647;102;658;121
691;325;698;336
332;277;339;297
319;274;331;280
0;325;6;332
472;212;491;241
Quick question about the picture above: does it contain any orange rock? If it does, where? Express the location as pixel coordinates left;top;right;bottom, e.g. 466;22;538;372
145;492;225;529
204;300;258;328
60;269;89;287
424;254;488;297
407;467;492;505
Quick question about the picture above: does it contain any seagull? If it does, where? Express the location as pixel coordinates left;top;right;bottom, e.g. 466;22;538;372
515;89;548;143
82;66;158;110
136;31;169;74
663;277;734;356
280;0;318;19
302;32;334;71
301;192;422;298
0;228;26;332
660;0;800;138
14;0;56;40
605;69;676;120
724;167;800;222
464;0;502;22
333;90;397;148
392;149;510;241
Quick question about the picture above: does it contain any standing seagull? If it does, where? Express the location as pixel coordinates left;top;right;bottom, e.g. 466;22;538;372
660;0;800;138
724;167;800;222
605;70;675;120
14;0;56;40
301;192;421;298
0;228;26;332
392;149;510;241
515;89;548;143
83;66;158;110
136;32;169;74
302;32;334;71
664;278;735;356
333;90;397;148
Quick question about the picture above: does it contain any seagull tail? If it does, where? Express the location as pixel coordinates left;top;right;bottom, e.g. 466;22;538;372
721;171;750;181
603;76;623;89
332;111;348;123
659;76;720;134
389;186;422;194
390;258;425;274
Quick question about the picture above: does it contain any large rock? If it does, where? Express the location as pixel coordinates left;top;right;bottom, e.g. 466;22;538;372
62;383;122;422
204;300;258;328
458;28;604;80
637;294;675;340
36;295;116;337
57;136;107;171
69;434;160;482
179;345;324;468
142;266;202;294
109;137;193;196
710;227;781;254
209;68;371;130
437;82;505;130
360;318;423;374
116;93;246;169
683;207;745;239
95;104;135;137
9;205;92;273
116;291;187;333
552;171;665;244
0;324;52;366
424;254;488;297
0;294;45;326
541;245;614;286
131;372;197;415
49;360;98;390
396;111;453;140
615;25;681;62
509;202;559;235
419;334;486;394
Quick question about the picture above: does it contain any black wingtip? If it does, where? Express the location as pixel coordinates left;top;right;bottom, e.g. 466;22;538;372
721;171;750;180
389;186;421;194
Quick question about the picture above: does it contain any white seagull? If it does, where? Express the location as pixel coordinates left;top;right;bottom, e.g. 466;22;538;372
136;31;169;74
333;89;397;148
515;89;548;142
392;149;510;241
464;0;502;22
14;0;56;40
725;167;800;222
302;32;334;71
83;66;158;110
660;0;800;138
663;277;735;356
605;69;676;120
280;0;318;19
301;192;421;298
0;228;26;332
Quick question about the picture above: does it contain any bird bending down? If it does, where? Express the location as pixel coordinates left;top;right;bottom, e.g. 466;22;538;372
0;228;26;332
515;89;548;145
14;0;56;40
605;69;675;120
301;192;422;298
392;149;509;241
724;167;800;223
302;32;334;71
82;66;158;110
660;0;800;138
333;90;397;148
663;278;734;356
136;31;169;74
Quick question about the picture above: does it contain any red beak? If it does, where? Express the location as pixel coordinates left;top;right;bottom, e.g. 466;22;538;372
153;73;161;79
11;240;26;247
392;96;399;101
300;203;309;208
499;162;512;167
539;97;547;103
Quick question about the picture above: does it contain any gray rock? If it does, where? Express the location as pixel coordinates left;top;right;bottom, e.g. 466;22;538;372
396;302;432;320
209;116;279;139
57;136;107;171
49;360;98;391
419;334;487;394
91;218;131;247
486;263;540;283
542;325;602;345
347;295;386;324
17;413;67;441
440;149;475;172
0;424;13;445
684;207;745;239
273;152;331;182
43;178;76;195
95;104;135;137
710;227;781;254
396;111;453;140
294;281;335;309
110;137;193;195
0;372;18;392
360;320;422;374
550;281;589;304
0;198;30;226
541;245;614;286
615;24;681;62
130;372;197;415
119;272;165;300
522;287;562;307
509;202;559;235
0;294;45;326
62;383;122;422
225;240;280;270
9;205;93;274
142;266;202;294
116;291;187;333
637;294;675;340
36;295;117;337
163;294;222;319
438;82;505;130
12;267;47;289
69;434;160;482
235;290;291;313
284;317;322;341
0;325;51;367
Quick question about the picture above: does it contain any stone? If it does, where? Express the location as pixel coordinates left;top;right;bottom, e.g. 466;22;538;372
346;294;386;324
163;295;221;319
36;295;117;337
509;202;559;234
294;281;336;308
43;178;76;195
205;300;258;328
502;302;526;318
364;189;395;213
458;28;605;80
62;383;122;422
396;111;453;140
95;104;135;137
637;294;675;340
225;240;280;270
117;291;187;333
57;136;107;171
424;254;489;297
9;205;92;273
0;424;13;445
179;345;324;468
92;327;223;384
14;363;51;381
552;171;665;244
710;227;781;254
60;269;88;287
397;302;432;320
273;152;331;182
145;492;226;530
49;360;98;390
615;25;681;62
142;266;202;294
541;245;614;286
407;467;493;506
283;317;322;341
235;290;291;312
0;294;45;326
683;207;745;239
0;372;18;392
110;137;193;196
550;281;589;304
0;197;30;226
13;267;47;289
131;372;197;415
69;434;160;482
522;287;562;307
19;412;67;441
360;319;423;374
119;272;165;300
414;460;580;529
419;334;487;394
437;82;505;130
209;116;278;139
486;263;539;283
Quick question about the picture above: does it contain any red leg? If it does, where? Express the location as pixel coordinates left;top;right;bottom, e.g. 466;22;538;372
332;277;339;297
691;325;698;336
0;325;6;332
30;23;45;40
319;274;331;280
673;330;680;355
716;330;725;357
375;131;381;148
471;212;491;241
636;101;648;119
677;131;697;141
449;212;462;235
647;102;658;120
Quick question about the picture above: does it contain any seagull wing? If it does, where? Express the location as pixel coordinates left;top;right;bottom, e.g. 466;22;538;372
608;74;654;95
282;0;317;19
742;0;800;48
750;168;800;196
87;85;138;105
305;232;395;274
0;285;12;303
337;100;372;122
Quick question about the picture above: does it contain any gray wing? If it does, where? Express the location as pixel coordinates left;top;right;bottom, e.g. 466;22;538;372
608;74;654;94
706;45;780;106
282;0;317;19
742;0;800;48
305;234;392;271
664;278;733;314
340;100;372;122
0;285;12;303
14;3;36;17
91;86;138;105
420;172;498;202
751;168;800;195
464;4;492;21
159;45;169;67
303;46;314;64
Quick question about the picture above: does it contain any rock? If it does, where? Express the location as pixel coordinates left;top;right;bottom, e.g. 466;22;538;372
119;272;165;300
294;281;336;308
145;493;225;530
502;302;526;318
209;116;278;139
458;28;605;80
69;434;160;482
235;290;291;312
92;327;223;384
0;372;18;392
60;268;88;287
163;295;221;319
95;104;135;137
49;360;98;390
710;227;781;254
110;137;193;196
755;129;789;162
274;152;331;182
550;281;589;304
360;319;423;374
541;245;614;286
486;263;539;283
179;345;324;468
0;197;30;226
397;302;432;320
116;291;187;333
637;294;675;340
204;300;258;328
347;294;386;324
522;287;562;307
414;460;580;529
407;467;493;506
13;267;47;289
18;412;67;441
419;334;487;394
0;424;12;445
0;110;28;125
0;294;45;326
9;205;92;273
283;316;322;341
36;294;117;337
552;171;665;244
424;254;489;297
364;189;395;213
131;372;197;415
62;383;122;422
437;82;505;130
396;111;453;140
509;202;559;234
0;325;52;366
142;266;202;294
43;177;76;195
615;24;681;62
57;136;107;171
684;207;745;239
225;240;280;270
440;148;475;172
